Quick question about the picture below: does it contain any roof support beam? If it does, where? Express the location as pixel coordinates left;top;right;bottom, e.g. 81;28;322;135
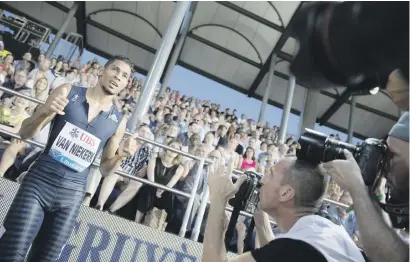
318;89;352;125
75;2;87;50
87;19;156;54
187;32;262;68
215;2;284;32
319;90;399;122
247;2;303;98
45;1;70;12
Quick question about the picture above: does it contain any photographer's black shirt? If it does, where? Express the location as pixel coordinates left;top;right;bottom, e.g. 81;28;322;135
251;238;327;262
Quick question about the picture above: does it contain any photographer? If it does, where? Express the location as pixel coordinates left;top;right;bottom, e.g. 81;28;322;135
202;157;365;262
322;112;409;262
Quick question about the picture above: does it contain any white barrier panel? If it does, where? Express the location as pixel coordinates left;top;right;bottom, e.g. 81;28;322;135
0;178;235;261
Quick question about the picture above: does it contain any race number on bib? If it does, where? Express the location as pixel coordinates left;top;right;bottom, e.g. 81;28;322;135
49;122;101;172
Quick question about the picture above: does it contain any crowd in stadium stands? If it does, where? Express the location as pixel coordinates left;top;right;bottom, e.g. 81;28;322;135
0;41;361;253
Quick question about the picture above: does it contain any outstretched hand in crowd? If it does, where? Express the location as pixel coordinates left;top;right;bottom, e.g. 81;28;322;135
208;159;247;204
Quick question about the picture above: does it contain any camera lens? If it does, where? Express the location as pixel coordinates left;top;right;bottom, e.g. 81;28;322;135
297;129;358;163
297;129;328;163
324;139;357;162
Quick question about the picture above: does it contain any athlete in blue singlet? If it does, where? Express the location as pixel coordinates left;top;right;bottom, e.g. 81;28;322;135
0;56;141;261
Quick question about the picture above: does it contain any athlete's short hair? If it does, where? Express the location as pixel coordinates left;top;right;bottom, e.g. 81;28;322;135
105;55;134;75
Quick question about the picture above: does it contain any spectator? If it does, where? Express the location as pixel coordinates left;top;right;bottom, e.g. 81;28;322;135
177;121;200;147
203;131;215;155
239;147;257;171
168;145;209;234
258;142;268;162
27;58;54;89
154;123;179;155
50;58;57;69
14;52;32;71
234;132;245;155
73;71;89;88
94;125;153;210
0;69;30;100
27;78;49;113
0;122;51;180
35;53;45;69
224;137;240;169
49;68;75;91
237;114;247;125
213;124;228;147
0;54;14;74
0;92;31;134
0;41;11;58
134;139;184;223
51;60;63;77
62;61;69;74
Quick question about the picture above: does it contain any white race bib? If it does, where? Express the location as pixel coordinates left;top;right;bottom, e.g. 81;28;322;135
49;122;101;172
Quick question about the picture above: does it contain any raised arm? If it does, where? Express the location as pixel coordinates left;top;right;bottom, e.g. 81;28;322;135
20;83;71;140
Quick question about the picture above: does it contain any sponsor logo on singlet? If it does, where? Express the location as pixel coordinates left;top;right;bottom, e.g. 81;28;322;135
108;114;118;123
49;122;101;172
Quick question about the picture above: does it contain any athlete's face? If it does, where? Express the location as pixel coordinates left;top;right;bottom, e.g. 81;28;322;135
100;60;131;96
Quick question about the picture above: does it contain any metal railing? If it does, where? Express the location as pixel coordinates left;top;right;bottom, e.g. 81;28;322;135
0;85;351;241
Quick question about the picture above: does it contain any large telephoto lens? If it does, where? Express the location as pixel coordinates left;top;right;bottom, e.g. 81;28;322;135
297;129;328;163
297;129;358;163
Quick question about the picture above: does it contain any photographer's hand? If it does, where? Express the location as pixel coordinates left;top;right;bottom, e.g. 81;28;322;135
202;160;251;262
322;149;366;196
208;159;247;204
323;150;409;262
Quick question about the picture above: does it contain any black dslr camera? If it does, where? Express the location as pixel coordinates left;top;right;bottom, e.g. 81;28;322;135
297;129;387;187
297;129;409;228
229;171;262;214
225;171;262;252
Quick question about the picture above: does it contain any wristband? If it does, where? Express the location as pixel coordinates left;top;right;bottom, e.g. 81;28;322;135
345;205;354;213
376;194;385;201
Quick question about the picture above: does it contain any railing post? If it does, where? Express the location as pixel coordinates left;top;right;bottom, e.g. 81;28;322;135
128;1;190;132
190;184;209;241
179;158;205;237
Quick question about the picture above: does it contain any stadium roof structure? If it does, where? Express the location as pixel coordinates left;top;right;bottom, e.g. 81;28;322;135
0;1;401;140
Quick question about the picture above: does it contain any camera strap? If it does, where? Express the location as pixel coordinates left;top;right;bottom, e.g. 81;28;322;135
379;202;409;217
